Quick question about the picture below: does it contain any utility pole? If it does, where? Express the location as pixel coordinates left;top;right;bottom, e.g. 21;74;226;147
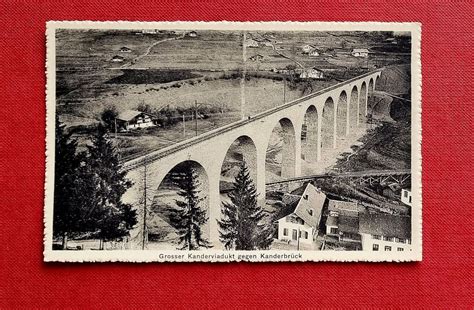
182;114;186;138
142;164;148;250
297;227;300;251
241;31;247;120
194;100;198;136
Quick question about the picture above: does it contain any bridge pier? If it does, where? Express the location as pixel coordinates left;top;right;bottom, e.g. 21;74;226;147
207;167;221;247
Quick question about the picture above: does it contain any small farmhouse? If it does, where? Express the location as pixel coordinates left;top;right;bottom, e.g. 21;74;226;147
111;55;125;62
300;67;324;79
248;54;264;62
308;49;320;57
301;44;315;54
351;48;369;57
116;110;156;131
245;38;260;48
187;31;198;37
119;46;132;53
275;184;326;245
359;213;412;252
325;200;365;243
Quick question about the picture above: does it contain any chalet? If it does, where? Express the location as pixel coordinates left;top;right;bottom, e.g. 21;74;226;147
119;46;132;53
308;49;320;57
351;48;369;57
111;55;125;62
301;44;316;54
262;41;273;47
359;213;412;252
187;31;198;37
249;54;264;62
245;38;260;48
275;184;326;245
299;67;324;79
116;110;156;131
141;29;158;34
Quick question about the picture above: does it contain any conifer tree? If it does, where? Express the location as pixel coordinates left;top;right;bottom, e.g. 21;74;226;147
54;116;85;249
218;161;273;250
84;125;137;248
169;167;211;250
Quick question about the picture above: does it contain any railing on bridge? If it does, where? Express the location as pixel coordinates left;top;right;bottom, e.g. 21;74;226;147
266;169;411;191
121;69;383;172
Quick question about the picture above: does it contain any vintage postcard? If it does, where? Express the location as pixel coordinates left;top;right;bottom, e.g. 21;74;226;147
44;21;421;262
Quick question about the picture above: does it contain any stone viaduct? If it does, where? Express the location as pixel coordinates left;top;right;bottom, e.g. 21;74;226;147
121;69;382;246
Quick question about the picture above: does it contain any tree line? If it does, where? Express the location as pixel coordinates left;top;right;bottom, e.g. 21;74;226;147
54;116;137;249
55;114;273;251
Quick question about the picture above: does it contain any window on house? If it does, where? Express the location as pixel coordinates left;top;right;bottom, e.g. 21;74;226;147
372;235;381;240
385;246;392;251
404;191;408;198
395;238;405;243
308;209;313;216
383;236;393;242
304;232;309;239
283;228;288;236
397;248;404;252
292;229;298;240
330;227;338;234
373;244;379;251
409;196;412;203
408;239;411;244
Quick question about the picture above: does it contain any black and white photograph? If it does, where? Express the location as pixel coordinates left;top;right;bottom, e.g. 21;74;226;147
44;21;421;262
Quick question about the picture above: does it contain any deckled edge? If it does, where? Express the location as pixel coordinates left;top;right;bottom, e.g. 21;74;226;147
43;21;422;263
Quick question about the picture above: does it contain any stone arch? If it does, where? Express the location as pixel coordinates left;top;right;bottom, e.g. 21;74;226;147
265;118;297;180
219;135;258;195
336;90;348;138
349;85;359;130
322;97;336;149
301;105;319;162
359;81;367;123
153;160;210;245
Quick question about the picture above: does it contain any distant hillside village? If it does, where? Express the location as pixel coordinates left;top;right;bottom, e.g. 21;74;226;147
272;183;412;251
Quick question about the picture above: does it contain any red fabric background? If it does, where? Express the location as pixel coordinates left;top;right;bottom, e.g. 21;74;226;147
0;0;472;308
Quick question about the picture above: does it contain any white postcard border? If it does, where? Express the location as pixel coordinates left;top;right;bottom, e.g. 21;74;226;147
44;21;422;262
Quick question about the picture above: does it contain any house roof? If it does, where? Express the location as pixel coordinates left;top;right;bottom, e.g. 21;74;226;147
293;183;326;228
359;213;411;239
338;215;359;234
326;215;338;227
328;200;365;215
116;110;143;122
277;184;326;228
112;55;124;59
352;48;369;53
120;46;131;50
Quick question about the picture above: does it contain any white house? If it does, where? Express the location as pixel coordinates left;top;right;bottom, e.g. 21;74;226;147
187;31;198;37
401;189;412;206
351;48;369;57
111;55;125;62
359;213;412;252
245;38;260;48
300;67;324;79
116;110;156;131
308;50;320;57
301;44;315;54
275;184;326;245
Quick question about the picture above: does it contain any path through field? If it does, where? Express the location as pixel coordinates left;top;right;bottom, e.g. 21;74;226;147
122;33;186;68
